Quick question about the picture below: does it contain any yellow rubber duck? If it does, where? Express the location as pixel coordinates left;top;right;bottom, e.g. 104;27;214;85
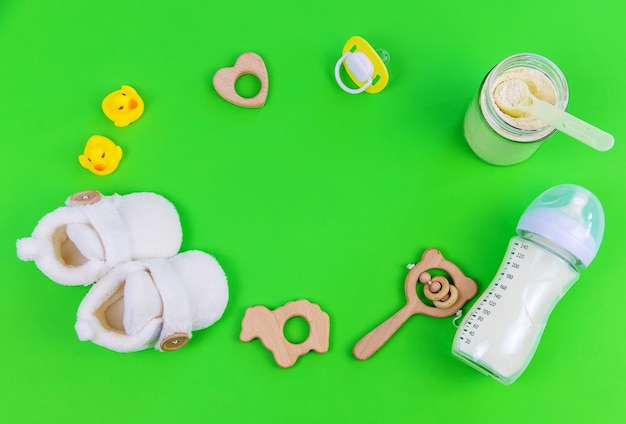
79;135;123;176
102;85;144;127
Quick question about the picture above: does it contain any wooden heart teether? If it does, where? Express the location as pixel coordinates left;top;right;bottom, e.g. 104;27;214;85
353;248;477;360
212;52;269;108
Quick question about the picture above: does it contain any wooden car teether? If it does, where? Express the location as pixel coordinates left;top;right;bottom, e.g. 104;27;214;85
240;299;329;368
353;248;477;360
213;52;269;108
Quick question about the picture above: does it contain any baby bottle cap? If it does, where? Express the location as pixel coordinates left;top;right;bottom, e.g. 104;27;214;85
516;184;604;268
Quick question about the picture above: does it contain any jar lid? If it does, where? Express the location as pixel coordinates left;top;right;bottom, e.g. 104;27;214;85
516;184;604;268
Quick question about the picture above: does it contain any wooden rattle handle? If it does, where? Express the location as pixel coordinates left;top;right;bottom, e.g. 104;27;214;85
353;304;415;361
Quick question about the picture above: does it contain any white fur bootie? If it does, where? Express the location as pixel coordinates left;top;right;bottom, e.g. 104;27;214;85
75;250;229;352
17;190;183;286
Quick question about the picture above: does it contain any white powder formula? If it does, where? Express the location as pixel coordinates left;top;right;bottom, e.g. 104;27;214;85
451;237;578;384
491;67;557;130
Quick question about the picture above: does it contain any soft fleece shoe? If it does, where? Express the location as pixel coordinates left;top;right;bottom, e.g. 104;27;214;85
75;250;229;352
17;190;182;286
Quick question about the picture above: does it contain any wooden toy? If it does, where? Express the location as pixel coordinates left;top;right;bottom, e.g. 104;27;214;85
240;299;329;368
353;248;477;360
212;52;269;108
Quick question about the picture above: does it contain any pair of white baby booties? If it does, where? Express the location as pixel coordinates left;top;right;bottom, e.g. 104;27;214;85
17;190;229;353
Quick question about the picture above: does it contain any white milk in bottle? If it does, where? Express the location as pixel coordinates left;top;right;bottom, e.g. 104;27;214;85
451;184;604;384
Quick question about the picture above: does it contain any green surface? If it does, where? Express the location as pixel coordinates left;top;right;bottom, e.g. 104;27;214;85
1;0;625;422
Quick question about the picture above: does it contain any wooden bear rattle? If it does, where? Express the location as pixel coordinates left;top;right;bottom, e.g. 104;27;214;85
353;248;477;360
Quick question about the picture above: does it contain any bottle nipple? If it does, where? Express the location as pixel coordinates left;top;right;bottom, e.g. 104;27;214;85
554;190;590;225
568;192;589;216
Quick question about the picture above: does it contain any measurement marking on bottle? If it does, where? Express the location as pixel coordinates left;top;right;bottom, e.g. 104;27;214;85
459;242;530;346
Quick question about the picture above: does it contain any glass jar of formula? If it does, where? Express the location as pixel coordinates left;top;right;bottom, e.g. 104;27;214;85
464;53;569;166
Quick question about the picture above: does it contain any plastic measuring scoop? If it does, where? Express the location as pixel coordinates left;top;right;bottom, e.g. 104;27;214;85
494;79;614;151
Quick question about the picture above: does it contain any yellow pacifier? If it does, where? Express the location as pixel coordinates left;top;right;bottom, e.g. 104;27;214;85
334;36;389;94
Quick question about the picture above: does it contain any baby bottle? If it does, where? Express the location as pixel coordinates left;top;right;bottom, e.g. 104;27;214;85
451;184;604;384
464;53;569;166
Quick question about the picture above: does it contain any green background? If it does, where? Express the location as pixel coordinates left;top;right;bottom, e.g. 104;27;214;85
1;0;624;422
